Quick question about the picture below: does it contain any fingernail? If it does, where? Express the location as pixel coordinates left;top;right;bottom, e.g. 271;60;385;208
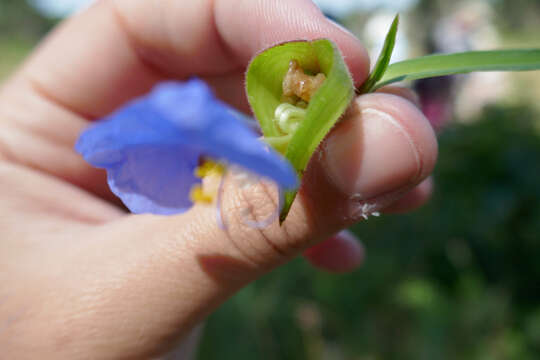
323;107;421;200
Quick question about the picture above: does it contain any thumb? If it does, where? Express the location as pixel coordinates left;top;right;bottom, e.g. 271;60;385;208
77;93;437;358
182;93;437;277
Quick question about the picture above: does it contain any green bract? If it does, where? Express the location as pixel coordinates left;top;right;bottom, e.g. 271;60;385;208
246;39;354;221
246;15;540;224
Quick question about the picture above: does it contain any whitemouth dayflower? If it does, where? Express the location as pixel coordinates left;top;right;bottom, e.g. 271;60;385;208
76;79;298;215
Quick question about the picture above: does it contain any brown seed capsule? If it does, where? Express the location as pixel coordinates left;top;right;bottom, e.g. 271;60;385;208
282;60;326;103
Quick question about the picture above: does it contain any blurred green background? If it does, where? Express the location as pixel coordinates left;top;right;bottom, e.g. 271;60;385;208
2;0;539;359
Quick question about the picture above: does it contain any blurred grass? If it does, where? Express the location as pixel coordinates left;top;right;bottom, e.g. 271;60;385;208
0;0;53;80
500;31;540;112
0;37;35;81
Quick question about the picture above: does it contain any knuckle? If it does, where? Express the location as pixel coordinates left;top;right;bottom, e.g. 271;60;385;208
221;178;296;269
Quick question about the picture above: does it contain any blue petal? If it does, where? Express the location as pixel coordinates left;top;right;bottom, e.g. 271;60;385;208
149;80;298;189
105;145;200;214
76;78;297;215
76;101;201;214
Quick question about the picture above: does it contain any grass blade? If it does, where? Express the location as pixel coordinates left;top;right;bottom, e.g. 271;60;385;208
374;49;540;89
358;14;399;94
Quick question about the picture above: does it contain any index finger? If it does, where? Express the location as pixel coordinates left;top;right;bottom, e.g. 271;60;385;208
10;0;370;118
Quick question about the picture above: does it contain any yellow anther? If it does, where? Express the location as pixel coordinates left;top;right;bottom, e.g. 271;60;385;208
190;159;225;205
194;160;225;179
189;185;214;204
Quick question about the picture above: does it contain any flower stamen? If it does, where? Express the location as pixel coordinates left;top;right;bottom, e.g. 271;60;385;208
194;160;225;178
190;159;225;205
189;185;214;204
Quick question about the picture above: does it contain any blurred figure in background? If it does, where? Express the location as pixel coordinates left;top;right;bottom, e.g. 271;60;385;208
316;0;509;132
416;0;507;131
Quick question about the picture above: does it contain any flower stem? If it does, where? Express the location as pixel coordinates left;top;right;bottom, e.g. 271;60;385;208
264;134;292;154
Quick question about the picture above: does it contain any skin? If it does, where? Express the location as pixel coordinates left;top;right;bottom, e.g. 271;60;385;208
0;0;438;358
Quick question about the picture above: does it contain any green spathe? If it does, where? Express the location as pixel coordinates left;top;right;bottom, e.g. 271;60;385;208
246;39;354;222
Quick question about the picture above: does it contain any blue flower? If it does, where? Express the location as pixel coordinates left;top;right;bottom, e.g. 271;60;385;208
75;78;298;215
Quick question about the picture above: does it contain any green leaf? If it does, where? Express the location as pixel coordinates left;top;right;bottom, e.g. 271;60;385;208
246;39;354;223
358;14;399;94
374;49;540;89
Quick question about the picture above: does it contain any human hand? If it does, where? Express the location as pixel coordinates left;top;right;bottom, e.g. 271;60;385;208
0;0;437;358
